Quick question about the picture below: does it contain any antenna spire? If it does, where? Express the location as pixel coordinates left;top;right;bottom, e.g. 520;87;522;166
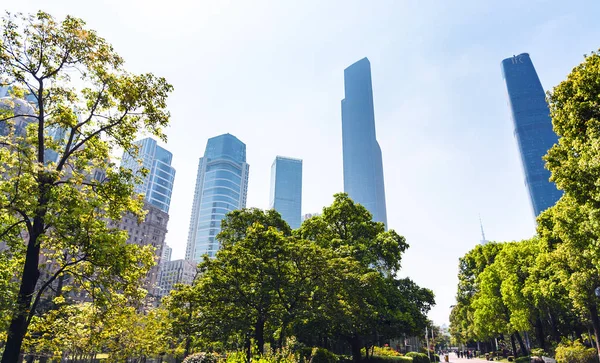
479;214;488;245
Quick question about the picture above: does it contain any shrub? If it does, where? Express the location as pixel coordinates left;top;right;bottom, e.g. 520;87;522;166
406;352;430;363
183;353;219;363
508;356;514;362
530;349;547;358
311;348;338;363
555;340;598;363
515;356;531;363
372;346;403;357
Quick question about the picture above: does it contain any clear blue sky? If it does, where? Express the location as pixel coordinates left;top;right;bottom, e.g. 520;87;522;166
9;0;600;325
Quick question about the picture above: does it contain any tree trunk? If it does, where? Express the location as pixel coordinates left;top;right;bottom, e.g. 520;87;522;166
349;336;362;363
255;317;265;355
514;332;528;356
184;336;192;358
245;337;252;363
1;228;43;363
535;315;546;351
588;304;600;362
510;334;518;357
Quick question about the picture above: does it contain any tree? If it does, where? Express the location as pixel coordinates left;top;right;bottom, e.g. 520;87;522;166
193;209;332;359
298;193;433;362
537;195;600;357
0;11;172;362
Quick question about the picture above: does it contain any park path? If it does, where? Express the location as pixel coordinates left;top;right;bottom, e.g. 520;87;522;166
443;353;490;363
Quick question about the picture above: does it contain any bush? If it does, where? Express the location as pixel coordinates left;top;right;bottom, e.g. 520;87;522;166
311;348;338;363
555;340;598;363
530;349;547;358
183;353;219;363
370;346;403;357
508;356;514;362
406;352;430;363
515;356;531;363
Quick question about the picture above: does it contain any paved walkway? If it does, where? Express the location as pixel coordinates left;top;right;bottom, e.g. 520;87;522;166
441;353;489;363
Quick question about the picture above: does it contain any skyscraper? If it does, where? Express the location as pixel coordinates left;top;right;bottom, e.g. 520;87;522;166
341;57;388;226
185;134;249;261
270;156;302;229
121;137;176;213
501;53;563;217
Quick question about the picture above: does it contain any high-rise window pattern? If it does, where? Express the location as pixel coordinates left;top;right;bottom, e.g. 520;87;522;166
270;156;302;229
501;53;563;217
185;134;249;261
121;137;176;213
341;57;388;226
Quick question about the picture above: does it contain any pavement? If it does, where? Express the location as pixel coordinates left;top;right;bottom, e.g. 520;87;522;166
440;353;490;363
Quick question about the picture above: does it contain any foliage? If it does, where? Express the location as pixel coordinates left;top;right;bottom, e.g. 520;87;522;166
530;349;547;357
169;194;434;363
311;348;338;363
405;352;430;363
182;352;220;363
0;10;172;361
555;341;598;363
370;346;403;357
515;357;531;363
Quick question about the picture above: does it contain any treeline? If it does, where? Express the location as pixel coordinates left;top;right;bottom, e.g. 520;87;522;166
166;194;434;363
16;194;435;363
450;50;600;360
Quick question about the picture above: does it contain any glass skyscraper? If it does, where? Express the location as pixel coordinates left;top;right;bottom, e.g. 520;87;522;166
341;57;388;226
501;53;562;217
185;134;249;261
270;156;302;229
121;137;176;213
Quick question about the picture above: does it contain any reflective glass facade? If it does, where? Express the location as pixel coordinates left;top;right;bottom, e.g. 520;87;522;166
501;53;562;217
270;156;302;229
185;134;249;261
121;138;176;213
341;57;387;226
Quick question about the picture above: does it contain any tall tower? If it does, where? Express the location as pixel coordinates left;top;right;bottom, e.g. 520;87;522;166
501;53;562;217
185;134;249;261
121;137;176;213
341;57;388;226
270;156;302;229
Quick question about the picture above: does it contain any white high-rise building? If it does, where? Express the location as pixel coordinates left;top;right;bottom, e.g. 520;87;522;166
185;134;249;261
161;245;172;264
158;259;197;297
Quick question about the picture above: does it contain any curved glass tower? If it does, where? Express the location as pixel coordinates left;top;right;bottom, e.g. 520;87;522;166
121;137;176;213
501;53;562;217
185;134;249;261
341;57;387;226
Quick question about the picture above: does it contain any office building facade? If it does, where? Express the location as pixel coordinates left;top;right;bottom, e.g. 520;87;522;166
121;138;176;213
270;156;302;229
341;57;388;226
185;134;249;261
158;259;197;297
111;202;169;296
161;245;172;264
501;53;562;217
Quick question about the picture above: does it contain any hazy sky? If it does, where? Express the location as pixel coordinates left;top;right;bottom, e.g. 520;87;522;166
8;0;600;326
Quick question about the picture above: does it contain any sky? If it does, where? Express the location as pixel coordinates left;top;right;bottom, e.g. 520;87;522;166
6;0;600;326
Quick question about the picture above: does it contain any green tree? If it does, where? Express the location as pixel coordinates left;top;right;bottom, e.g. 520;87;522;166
0;11;172;362
537;195;600;357
298;193;433;362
